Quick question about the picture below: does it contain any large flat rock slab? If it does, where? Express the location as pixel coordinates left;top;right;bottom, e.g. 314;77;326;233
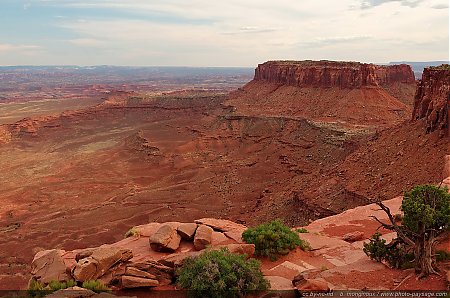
304;196;402;236
195;218;246;234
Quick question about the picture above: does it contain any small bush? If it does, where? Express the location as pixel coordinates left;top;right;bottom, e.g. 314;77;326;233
28;279;76;297
363;232;388;263
296;228;309;233
82;280;111;293
177;248;269;298
242;219;310;260
28;280;47;298
124;227;141;238
363;232;413;269
436;250;450;262
48;280;76;291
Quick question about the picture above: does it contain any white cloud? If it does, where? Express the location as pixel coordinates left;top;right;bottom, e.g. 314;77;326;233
360;0;425;9
11;0;449;65
68;38;103;47
0;44;42;53
430;3;449;9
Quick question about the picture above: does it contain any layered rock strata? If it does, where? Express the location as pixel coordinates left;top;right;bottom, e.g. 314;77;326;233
412;65;450;135
254;60;415;89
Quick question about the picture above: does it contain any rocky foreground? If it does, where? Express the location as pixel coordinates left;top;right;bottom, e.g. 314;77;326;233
27;157;450;296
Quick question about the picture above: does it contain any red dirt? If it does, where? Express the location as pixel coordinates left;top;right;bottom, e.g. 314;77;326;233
0;61;448;290
325;267;448;291
227;81;413;127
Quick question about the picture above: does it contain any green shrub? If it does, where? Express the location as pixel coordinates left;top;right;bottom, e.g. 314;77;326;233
363;232;413;269
48;280;76;291
363;232;388;263
81;280;111;293
436;250;450;262
296;228;309;233
28;279;78;297
28;280;47;298
124;227;140;238
177;248;269;298
242;219;310;260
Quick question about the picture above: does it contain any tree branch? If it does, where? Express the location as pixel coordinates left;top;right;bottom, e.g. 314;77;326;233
373;201;415;246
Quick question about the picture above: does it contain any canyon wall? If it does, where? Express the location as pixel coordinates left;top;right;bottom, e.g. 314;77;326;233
253;60;415;89
412;66;450;135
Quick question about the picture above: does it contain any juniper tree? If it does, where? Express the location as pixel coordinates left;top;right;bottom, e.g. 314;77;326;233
371;185;449;277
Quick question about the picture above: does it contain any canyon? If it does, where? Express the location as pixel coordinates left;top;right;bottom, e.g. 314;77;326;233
0;61;448;292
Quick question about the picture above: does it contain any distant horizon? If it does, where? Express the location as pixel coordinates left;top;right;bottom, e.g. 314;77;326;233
0;60;448;69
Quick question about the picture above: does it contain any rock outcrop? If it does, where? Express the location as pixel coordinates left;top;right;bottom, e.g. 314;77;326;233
177;223;198;240
29;186;450;293
29;218;254;291
30;250;73;284
412;65;450;135
342;231;365;242
149;224;182;252
293;274;331;292
193;225;213;250
254;60;415;89
72;248;133;282
226;60;416;127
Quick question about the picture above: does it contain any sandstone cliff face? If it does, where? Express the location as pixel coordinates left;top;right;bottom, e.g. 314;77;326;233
227;60;414;127
254;60;415;89
412;66;450;135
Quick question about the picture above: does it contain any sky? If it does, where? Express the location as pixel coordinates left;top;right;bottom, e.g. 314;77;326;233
0;0;448;66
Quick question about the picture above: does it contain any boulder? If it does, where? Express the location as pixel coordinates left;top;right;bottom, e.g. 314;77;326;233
159;251;201;268
130;261;174;285
121;275;159;288
125;267;157;279
293;274;330;292
193;225;213;250
265;275;295;291
296;278;330;292
224;231;244;243
211;231;230;245
177;223;198;240
75;248;96;262
72;247;133;282
31;249;72;284
194;218;246;243
97;262;127;287
342;231;365;242
149;224;182;252
195;218;246;233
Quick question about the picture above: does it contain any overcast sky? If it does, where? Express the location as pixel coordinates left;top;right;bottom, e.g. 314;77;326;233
0;0;448;66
